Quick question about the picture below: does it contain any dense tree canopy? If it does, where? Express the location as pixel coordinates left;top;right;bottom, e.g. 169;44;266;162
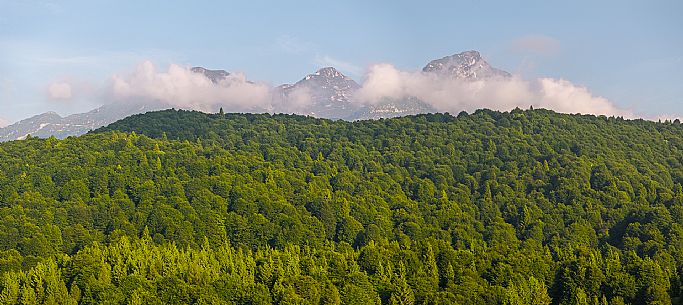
1;108;682;304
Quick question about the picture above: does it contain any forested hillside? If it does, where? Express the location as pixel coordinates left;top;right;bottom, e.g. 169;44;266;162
1;108;683;304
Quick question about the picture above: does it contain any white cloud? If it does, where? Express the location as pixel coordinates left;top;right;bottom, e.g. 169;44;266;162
355;63;631;117
36;58;633;120
0;117;9;128
354;64;407;102
48;81;72;100
536;78;624;115
283;86;313;113
109;61;272;112
270;85;315;115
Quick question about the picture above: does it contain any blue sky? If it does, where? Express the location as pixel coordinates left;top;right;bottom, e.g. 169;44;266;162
0;0;681;124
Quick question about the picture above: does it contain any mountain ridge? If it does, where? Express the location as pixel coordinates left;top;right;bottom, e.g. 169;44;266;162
0;50;509;141
272;66;362;119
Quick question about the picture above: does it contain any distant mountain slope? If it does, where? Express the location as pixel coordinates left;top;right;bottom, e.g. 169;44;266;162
0;102;166;141
272;67;361;119
358;50;509;117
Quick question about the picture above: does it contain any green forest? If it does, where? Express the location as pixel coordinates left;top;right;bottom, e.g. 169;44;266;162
1;108;683;304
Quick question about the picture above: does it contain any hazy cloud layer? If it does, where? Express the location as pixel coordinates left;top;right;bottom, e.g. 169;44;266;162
282;86;313;114
0;117;9;128
48;81;72;100
511;35;561;56
110;61;271;112
355;64;631;117
96;60;632;118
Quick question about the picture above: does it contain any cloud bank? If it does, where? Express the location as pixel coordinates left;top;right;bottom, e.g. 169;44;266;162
110;61;271;112
99;60;630;118
354;64;630;117
0;117;9;128
281;86;313;114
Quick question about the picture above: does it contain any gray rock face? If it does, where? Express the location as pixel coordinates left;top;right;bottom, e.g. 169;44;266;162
0;102;167;141
0;112;64;141
422;50;510;80
352;97;436;120
273;67;361;119
190;67;230;83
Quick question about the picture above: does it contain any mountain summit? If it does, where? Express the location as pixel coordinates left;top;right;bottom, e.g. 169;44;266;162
297;67;360;104
355;50;511;120
309;66;351;79
273;67;361;119
422;50;510;80
190;67;230;83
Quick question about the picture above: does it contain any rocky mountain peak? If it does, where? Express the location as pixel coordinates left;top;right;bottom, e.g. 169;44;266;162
191;67;230;83
38;111;63;119
301;66;356;83
272;67;361;119
313;67;344;78
422;50;510;80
